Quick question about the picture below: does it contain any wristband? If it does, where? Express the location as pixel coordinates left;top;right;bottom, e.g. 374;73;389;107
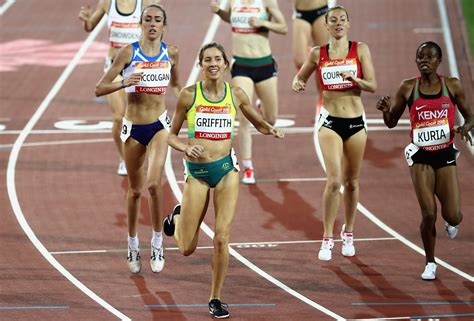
120;79;125;89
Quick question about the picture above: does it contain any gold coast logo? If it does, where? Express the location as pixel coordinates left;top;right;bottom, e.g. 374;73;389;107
222;162;230;170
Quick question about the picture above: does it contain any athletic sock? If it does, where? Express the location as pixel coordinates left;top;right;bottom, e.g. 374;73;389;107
152;230;163;248
128;234;139;250
242;159;253;169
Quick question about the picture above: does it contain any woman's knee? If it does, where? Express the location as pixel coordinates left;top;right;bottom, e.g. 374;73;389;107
420;208;437;225
127;187;142;200
147;181;162;197
326;176;342;193
343;178;359;193
213;232;230;252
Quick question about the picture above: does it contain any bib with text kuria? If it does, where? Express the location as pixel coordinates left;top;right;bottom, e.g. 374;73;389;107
231;0;269;34
123;41;171;95
187;82;237;140
318;41;362;91
409;75;456;151
107;0;142;48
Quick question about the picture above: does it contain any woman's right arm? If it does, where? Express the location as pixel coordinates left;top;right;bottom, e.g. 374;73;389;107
376;79;413;128
168;86;205;158
78;0;107;32
95;46;139;96
292;47;319;93
210;0;231;23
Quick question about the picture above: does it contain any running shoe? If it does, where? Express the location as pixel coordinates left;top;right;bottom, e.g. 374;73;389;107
209;299;229;319
163;204;181;236
117;159;128;176
150;242;165;273
340;224;355;257
421;262;437;280
242;168;255;184
318;237;334;261
445;222;459;239
127;246;141;274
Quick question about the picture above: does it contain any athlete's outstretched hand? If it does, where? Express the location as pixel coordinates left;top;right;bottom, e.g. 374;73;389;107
376;95;391;113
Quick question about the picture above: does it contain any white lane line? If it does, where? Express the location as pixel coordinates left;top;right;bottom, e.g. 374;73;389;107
5;17;131;321
164;1;343;320
49;237;398;255
437;0;473;154
0;0;15;15
0;138;112;149
312;119;473;282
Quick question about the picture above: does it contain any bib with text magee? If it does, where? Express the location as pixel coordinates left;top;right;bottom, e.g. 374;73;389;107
231;0;268;33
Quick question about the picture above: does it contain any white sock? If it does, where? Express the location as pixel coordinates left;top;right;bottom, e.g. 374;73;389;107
128;234;139;250
242;159;253;169
152;230;163;247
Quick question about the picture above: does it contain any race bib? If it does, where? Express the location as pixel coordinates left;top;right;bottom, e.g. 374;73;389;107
158;110;171;131
404;143;419;166
413;122;450;147
109;21;141;48
120;118;132;142
128;61;171;95
230;148;240;172
320;60;358;90
194;105;233;140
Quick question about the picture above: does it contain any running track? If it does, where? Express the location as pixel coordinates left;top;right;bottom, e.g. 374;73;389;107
1;0;473;320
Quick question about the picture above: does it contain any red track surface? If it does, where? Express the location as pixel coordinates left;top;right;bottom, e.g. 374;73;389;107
1;1;473;320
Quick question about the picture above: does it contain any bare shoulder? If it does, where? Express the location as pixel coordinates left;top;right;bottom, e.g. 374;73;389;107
399;77;416;94
100;0;111;13
444;76;462;89
356;42;371;54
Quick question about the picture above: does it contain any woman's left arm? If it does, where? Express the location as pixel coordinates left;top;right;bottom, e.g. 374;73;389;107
168;45;182;98
234;86;284;138
250;0;288;34
341;42;377;93
447;77;474;144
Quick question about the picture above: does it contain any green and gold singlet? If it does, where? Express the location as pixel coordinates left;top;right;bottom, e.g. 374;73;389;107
187;81;237;140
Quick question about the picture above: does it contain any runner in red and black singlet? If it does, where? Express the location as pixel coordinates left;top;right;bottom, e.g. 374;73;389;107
293;5;377;262
377;41;473;281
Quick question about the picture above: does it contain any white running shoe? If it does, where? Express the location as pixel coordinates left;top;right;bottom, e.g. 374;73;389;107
242;168;255;184
150;242;165;273
421;262;437;280
318;238;334;261
340;224;355;257
445;222;459;239
117;159;128;176
127;246;141;274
